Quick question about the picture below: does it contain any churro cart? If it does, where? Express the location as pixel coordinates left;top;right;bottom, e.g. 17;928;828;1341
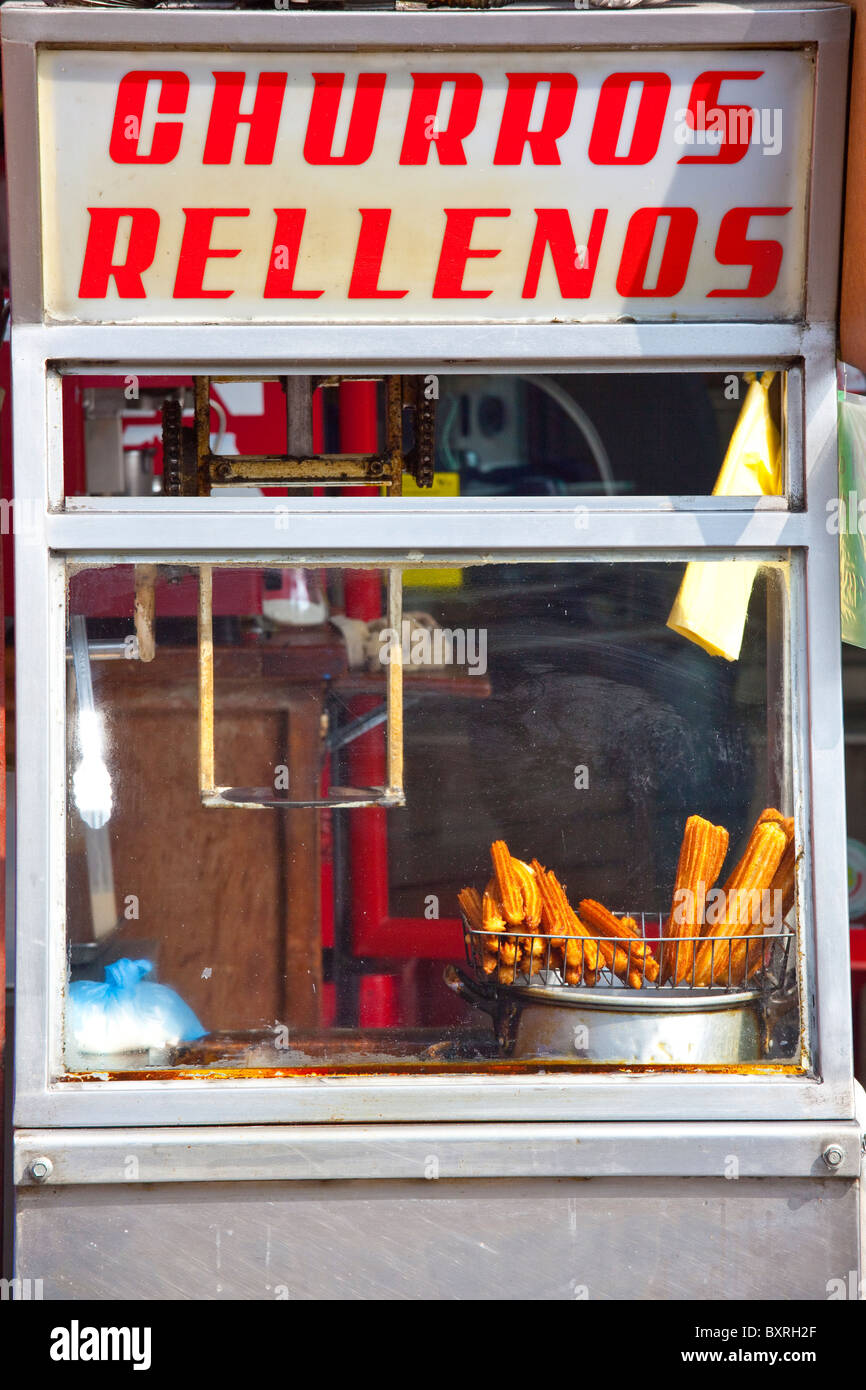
4;1;864;1300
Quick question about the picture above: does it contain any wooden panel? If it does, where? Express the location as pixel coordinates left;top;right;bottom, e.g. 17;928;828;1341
107;706;286;1031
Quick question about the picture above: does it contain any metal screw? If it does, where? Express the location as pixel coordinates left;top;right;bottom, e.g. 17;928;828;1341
823;1145;845;1169
29;1157;52;1182
215;461;233;481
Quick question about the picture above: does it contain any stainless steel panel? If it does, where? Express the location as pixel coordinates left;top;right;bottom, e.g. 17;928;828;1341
0;4;853;51
800;336;852;1085
49;511;811;554
0;28;41;321
8;319;815;371
15;1076;858;1131
15;1176;861;1301
807;10;851;323
14;1122;864;1184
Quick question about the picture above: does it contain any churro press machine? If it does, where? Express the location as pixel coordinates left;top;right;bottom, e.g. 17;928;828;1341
4;1;865;1300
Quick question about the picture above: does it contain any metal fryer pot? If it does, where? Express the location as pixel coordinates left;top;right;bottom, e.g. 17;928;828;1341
444;965;778;1063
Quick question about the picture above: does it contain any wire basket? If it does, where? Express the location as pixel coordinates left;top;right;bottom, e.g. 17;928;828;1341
462;909;794;994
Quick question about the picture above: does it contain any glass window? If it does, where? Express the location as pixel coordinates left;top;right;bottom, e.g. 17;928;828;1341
64;557;800;1075
62;371;786;502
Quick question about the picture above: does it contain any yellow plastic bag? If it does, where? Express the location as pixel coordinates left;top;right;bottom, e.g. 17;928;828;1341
666;371;782;661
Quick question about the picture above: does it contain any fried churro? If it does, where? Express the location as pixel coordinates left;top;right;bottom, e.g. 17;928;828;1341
510;859;546;974
485;878;518;969
459;841;656;989
693;819;787;986
760;809;797;922
490;840;524;926
467;885;499;975
662;816;729;985
457;886;483;933
481;884;505;934
512;858;542;929
549;874;602;980
579;898;659;983
527;858;569;978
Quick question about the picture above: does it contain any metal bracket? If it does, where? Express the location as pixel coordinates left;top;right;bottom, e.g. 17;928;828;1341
162;375;436;495
197;565;405;810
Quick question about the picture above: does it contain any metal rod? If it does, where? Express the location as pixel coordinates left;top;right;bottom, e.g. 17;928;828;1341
70;615;96;716
327;705;389;753
208;454;394;485
133;563;157;663
65;639;140;662
326;696;420;754
82;824;118;944
70;616;118;939
194;375;212;497
198;563;215;796
386;568;403;798
209;452;386;468
284;375;313;458
385;374;404;497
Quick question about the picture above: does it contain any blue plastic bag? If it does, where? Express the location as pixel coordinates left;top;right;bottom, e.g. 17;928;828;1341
68;958;206;1054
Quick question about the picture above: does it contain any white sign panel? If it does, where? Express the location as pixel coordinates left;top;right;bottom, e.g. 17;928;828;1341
37;48;814;324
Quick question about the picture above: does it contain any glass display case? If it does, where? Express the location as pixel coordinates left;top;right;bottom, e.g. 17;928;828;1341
10;339;845;1130
6;2;861;1302
62;553;800;1073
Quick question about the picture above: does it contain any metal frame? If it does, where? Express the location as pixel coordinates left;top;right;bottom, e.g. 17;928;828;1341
3;5;854;1129
11;341;850;1128
14;1120;863;1185
191;375;429;493
196;563;405;809
1;3;850;327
